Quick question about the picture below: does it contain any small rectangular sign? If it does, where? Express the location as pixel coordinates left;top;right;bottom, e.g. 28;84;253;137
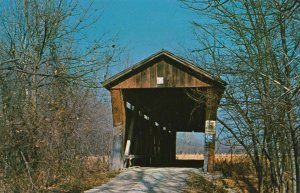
157;77;164;85
205;120;216;134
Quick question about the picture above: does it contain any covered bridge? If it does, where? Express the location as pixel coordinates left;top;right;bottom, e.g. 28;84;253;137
103;50;226;172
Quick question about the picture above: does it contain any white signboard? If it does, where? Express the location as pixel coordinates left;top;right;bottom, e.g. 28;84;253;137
157;77;164;85
205;120;216;134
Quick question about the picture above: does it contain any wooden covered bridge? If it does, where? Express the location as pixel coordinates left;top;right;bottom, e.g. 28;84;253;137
103;50;226;172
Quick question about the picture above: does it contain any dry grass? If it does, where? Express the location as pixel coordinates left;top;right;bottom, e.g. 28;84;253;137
183;172;228;193
182;154;258;193
176;153;249;161
0;155;115;192
81;155;110;172
215;154;257;193
214;154;253;176
176;154;204;160
43;171;117;193
42;156;118;193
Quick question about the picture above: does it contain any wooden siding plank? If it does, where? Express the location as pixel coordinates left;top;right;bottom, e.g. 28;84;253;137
150;63;157;87
156;61;165;87
179;68;186;87
135;72;141;88
186;71;192;87
141;67;150;87
175;67;181;87
165;61;173;87
172;64;178;86
157;61;165;77
113;76;135;89
111;89;125;126
191;76;198;87
121;78;129;88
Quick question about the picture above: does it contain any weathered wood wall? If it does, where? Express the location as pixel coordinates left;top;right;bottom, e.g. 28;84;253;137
112;59;210;89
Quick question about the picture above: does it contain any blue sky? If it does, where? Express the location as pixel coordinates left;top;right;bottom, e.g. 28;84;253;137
83;1;230;144
87;0;199;66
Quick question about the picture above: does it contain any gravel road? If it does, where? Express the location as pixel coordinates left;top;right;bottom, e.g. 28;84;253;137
85;167;200;193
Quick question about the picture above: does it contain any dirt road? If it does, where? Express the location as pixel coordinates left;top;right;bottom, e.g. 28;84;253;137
85;167;199;193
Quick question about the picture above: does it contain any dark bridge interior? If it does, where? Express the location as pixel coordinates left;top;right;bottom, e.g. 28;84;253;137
122;88;206;167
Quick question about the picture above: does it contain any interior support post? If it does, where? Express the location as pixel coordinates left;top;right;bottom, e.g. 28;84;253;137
149;122;154;164
110;89;126;171
124;109;138;167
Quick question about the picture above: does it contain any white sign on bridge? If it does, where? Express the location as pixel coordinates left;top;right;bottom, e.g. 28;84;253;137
205;120;216;134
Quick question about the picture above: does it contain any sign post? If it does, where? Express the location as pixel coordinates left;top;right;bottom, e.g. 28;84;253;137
204;120;216;172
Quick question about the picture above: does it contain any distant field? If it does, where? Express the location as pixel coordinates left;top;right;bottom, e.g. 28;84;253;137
176;153;204;160
176;153;247;161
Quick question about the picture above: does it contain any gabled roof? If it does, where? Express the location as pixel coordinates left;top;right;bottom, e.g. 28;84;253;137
102;49;226;89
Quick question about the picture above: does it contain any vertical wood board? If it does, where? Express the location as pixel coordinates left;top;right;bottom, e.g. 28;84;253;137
111;89;126;127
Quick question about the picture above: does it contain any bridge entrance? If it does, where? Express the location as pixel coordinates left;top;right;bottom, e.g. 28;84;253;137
103;50;226;172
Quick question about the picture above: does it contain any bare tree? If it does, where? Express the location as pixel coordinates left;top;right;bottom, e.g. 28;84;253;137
0;0;115;191
181;0;299;192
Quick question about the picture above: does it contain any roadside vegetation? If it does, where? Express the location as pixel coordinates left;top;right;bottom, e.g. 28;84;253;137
1;0;298;192
0;0;117;192
184;172;228;193
214;154;257;193
182;154;257;193
181;0;300;192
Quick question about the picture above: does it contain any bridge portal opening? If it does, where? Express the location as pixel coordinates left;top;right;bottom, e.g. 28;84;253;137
121;88;205;167
103;50;226;172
